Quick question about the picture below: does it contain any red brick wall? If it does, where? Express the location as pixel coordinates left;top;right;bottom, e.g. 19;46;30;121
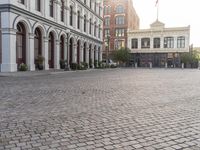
103;0;139;57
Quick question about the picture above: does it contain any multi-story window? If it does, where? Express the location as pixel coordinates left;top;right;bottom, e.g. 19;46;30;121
177;36;185;48
153;38;160;48
49;0;54;17
94;22;96;37
115;16;125;25
18;0;25;4
98;24;101;38
115;40;125;50
90;0;92;8
60;0;64;22
131;38;138;49
77;11;81;29
104;29;110;37
94;2;97;12
164;37;174;48
84;15;87;32
104;17;110;26
116;5;124;13
35;0;41;11
104;6;111;15
141;38;150;48
70;6;73;26
89;18;92;34
115;28;125;37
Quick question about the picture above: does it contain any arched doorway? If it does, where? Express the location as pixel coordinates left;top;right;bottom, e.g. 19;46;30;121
69;38;73;66
94;46;96;63
77;40;81;64
16;22;26;66
83;42;87;63
89;44;92;68
48;32;54;68
34;27;42;67
60;35;65;60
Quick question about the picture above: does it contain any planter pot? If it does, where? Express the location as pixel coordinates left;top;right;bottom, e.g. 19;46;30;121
38;64;44;70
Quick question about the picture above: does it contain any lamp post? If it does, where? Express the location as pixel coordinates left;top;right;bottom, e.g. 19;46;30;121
106;34;110;65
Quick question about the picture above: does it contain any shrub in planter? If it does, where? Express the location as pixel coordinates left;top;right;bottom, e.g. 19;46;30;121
94;60;98;68
35;55;45;70
19;63;28;71
81;62;88;69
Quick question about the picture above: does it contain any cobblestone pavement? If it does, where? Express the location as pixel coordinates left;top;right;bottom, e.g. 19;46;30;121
0;69;200;150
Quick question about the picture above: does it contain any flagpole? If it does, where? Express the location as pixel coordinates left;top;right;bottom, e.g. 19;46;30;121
156;0;159;20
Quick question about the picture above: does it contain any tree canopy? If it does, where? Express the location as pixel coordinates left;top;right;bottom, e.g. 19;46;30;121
113;47;131;64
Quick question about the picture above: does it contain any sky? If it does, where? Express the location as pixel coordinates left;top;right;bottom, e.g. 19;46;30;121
132;0;200;47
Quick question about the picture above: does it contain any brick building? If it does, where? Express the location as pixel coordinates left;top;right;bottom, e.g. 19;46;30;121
103;0;139;59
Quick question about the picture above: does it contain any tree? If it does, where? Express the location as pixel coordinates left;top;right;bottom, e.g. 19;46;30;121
180;50;200;68
113;47;131;65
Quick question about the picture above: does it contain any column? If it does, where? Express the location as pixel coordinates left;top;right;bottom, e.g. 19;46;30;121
80;42;84;63
1;29;17;72
44;37;49;70
150;37;153;49
73;43;77;63
99;46;102;62
66;0;70;26
138;38;141;49
86;44;89;67
56;1;61;22
91;46;94;68
28;33;35;71
55;40;60;69
64;37;68;60
73;4;77;29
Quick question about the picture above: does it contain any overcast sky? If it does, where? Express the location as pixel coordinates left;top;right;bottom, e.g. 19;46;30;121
132;0;200;47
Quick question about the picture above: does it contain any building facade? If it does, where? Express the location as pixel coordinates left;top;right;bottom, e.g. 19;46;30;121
0;0;103;72
128;20;190;68
103;0;139;58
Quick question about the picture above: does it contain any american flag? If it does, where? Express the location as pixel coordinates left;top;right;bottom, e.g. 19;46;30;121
155;0;159;6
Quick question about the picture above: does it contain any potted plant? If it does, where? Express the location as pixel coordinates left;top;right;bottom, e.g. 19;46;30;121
35;55;45;70
60;59;66;69
19;63;28;71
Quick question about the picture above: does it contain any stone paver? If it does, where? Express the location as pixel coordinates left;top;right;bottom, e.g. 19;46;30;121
0;69;200;150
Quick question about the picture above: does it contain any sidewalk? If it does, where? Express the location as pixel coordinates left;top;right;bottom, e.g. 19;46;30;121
0;69;66;77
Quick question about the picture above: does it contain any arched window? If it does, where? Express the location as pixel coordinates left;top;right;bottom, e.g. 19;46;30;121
94;21;96;37
70;6;73;26
35;0;41;11
60;0;65;22
77;11;80;29
49;0;54;17
154;38;160;48
131;38;138;49
98;24;101;38
89;18;92;34
141;38;150;48
116;5;124;13
84;15;87;32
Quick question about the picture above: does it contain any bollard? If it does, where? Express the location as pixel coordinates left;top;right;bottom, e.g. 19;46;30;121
149;62;152;69
182;63;184;69
135;62;138;68
165;62;168;68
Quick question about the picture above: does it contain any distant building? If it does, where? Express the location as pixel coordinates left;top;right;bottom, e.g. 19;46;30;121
127;20;190;67
0;0;103;72
103;0;139;59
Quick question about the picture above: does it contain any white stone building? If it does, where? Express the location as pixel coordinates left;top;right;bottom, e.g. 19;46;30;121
0;0;103;72
127;20;190;67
